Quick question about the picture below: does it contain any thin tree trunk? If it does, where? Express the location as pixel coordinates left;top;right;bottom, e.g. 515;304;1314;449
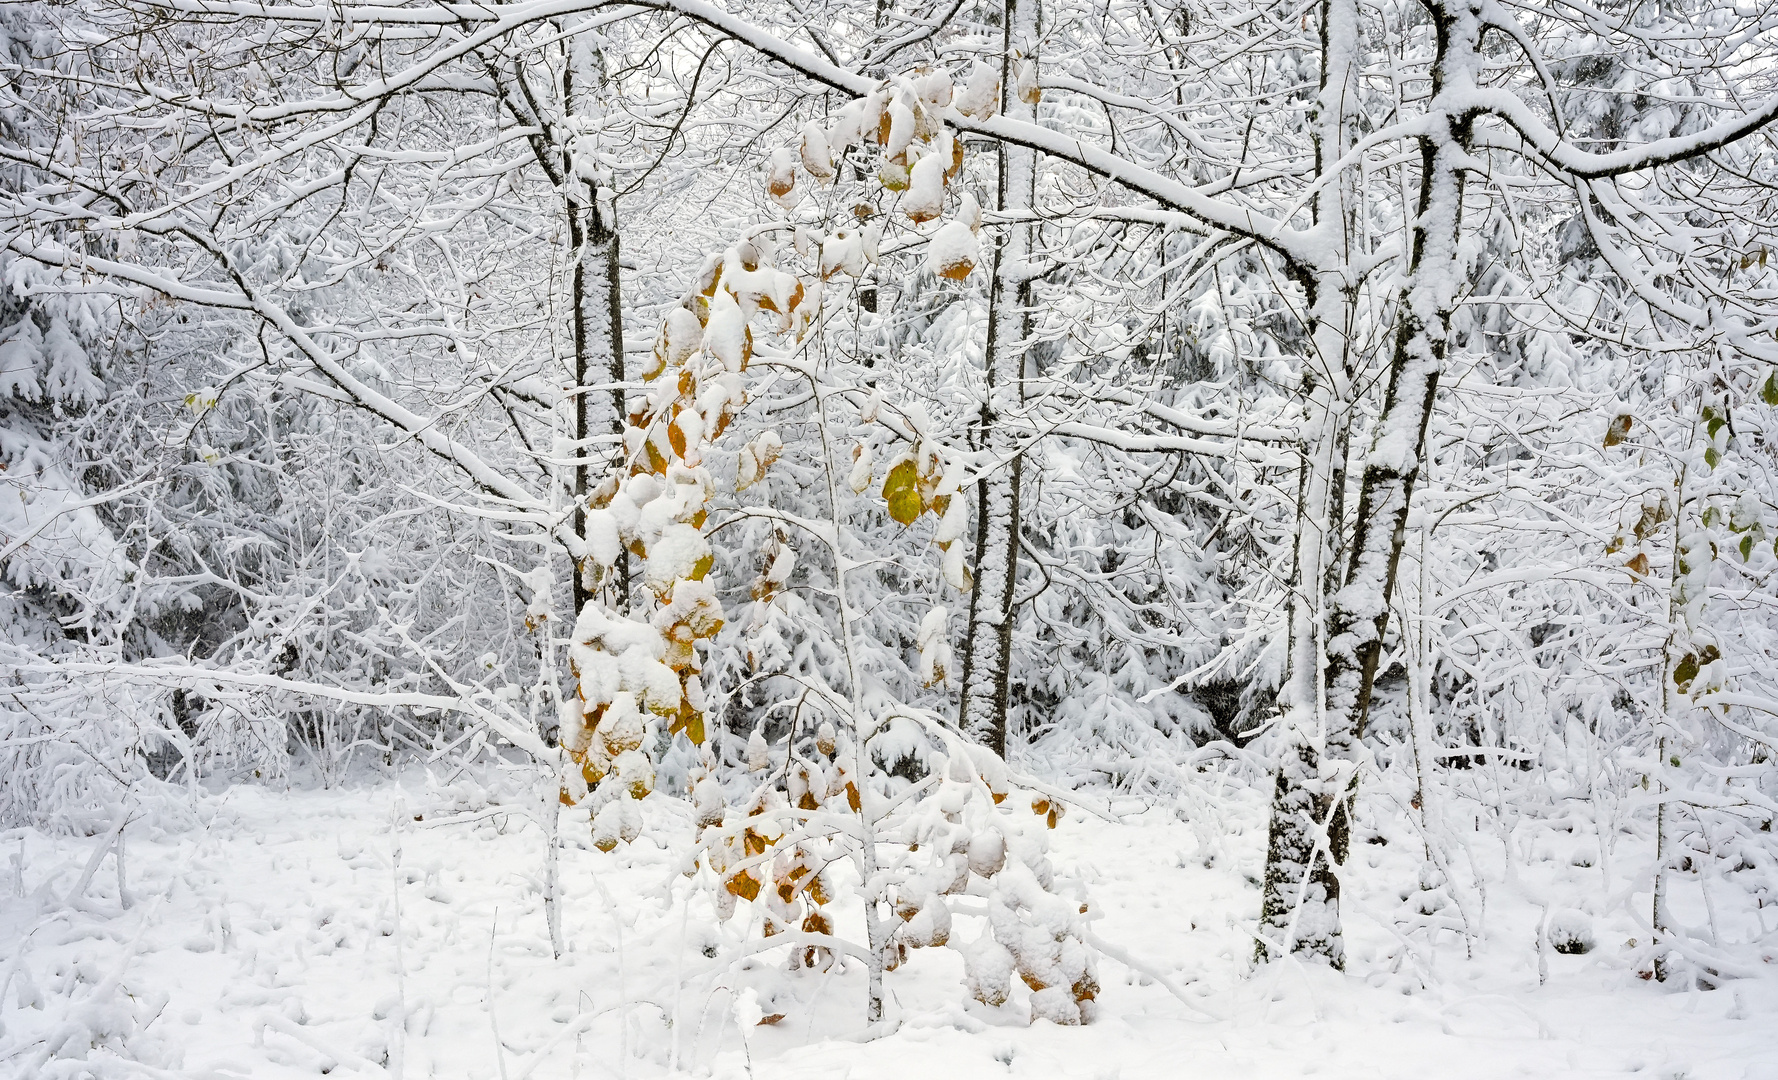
1257;0;1364;966
1260;0;1480;966
1653;453;1691;982
565;34;628;617
1321;0;1475;886
1257;282;1355;963
959;0;1035;756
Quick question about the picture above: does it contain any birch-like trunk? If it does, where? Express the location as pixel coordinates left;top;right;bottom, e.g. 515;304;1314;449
1323;0;1476;874
1256;0;1363;966
566;34;627;616
810;366;888;1025
1652;450;1693;982
1260;0;1481;966
1257;282;1356;963
958;0;1036;756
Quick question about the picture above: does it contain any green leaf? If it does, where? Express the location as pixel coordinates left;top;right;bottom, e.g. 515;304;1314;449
883;459;923;526
1741;534;1754;561
1705;447;1721;469
1674;652;1700;692
1762;372;1778;406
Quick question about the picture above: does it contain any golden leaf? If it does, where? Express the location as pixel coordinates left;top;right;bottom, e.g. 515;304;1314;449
884;459;923;525
939;256;974;281
726;872;761;901
879;158;909;191
669;702;706;745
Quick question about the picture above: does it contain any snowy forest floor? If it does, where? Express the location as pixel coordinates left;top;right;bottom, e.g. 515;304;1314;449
4;769;1777;1080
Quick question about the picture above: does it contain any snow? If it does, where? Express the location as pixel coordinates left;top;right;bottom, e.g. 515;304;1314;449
953;60;999;120
799;121;832;180
820;229;864;279
903;154;946;224
927;219;979;281
5;775;1773;1080
884;100;916;161
584;508;621;568
662;307;702;366
8;4;1778;1079
702;288;747;371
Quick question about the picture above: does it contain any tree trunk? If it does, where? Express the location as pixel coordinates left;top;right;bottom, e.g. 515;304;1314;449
1259;0;1479;966
1257;282;1357;964
1256;0;1365;966
959;0;1036;756
565;35;628;617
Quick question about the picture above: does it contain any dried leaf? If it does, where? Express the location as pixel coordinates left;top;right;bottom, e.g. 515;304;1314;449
726;872;761;901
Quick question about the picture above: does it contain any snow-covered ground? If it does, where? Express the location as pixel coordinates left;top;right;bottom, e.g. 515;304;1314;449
4;772;1776;1080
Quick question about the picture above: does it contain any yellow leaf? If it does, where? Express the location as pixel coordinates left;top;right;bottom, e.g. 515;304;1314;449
879;158;909;191
639;348;666;381
726;872;760;901
884;459;923;525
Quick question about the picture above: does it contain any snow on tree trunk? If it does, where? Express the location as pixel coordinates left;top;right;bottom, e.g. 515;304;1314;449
1257;280;1357;965
1261;0;1482;966
567;33;629;618
1257;0;1366;967
959;0;1037;757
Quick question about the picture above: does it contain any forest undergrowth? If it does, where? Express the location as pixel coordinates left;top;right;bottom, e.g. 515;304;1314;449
3;755;1774;1080
5;0;1778;1074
